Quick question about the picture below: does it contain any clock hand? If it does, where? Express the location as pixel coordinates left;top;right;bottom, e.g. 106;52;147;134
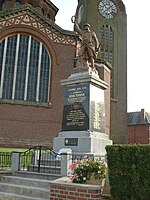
100;2;107;13
110;4;117;13
104;4;117;13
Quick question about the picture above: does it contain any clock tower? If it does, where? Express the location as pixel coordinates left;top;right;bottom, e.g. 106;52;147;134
75;0;127;144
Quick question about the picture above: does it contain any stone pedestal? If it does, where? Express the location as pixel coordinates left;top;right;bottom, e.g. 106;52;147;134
53;67;112;155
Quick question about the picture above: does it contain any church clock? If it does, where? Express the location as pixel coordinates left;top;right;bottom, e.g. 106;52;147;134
98;0;117;19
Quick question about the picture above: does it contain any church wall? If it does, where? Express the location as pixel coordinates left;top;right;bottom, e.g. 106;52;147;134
0;26;76;148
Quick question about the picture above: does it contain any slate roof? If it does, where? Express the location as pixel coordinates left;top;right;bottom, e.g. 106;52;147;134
147;113;150;122
128;110;150;125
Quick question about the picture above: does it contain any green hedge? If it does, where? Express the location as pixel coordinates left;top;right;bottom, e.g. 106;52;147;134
106;145;150;200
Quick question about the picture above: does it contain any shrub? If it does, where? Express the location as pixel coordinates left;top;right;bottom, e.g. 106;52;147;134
106;145;150;200
68;155;107;184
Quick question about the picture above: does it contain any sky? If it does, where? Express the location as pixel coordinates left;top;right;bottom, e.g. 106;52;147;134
51;0;150;113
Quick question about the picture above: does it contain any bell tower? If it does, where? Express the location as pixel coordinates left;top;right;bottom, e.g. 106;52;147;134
75;0;127;144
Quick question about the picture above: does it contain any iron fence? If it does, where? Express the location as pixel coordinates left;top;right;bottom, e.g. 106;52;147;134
19;146;61;174
0;146;107;175
0;152;12;171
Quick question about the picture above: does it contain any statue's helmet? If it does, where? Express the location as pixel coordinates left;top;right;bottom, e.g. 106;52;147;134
84;23;91;28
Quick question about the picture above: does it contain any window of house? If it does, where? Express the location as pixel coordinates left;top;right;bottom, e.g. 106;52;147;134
0;34;51;104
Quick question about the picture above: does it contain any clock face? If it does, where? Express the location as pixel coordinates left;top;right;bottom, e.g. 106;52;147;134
98;0;117;19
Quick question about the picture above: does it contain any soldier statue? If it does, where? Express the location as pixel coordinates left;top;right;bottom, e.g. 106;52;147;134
71;16;100;70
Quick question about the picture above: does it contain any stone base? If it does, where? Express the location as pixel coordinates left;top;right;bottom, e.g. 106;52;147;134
73;65;98;75
53;131;112;155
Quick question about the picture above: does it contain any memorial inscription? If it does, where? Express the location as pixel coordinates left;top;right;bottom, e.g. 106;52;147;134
62;84;89;131
90;85;105;133
62;83;105;133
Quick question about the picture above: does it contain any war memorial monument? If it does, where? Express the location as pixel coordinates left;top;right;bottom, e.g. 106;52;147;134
53;16;112;155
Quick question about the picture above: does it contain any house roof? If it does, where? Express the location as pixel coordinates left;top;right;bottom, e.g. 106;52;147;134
128;110;150;125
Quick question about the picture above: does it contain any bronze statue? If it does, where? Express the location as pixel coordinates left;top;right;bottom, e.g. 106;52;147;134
71;16;100;70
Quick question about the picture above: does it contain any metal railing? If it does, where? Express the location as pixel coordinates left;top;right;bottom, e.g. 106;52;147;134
0;152;12;171
19;146;61;174
0;146;107;176
0;146;61;174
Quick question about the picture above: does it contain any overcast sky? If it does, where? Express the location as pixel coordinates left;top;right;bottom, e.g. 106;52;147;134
51;0;150;113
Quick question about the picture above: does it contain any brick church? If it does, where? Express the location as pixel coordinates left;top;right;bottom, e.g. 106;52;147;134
0;0;127;148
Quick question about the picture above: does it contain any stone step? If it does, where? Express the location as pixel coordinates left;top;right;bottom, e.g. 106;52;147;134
0;171;62;199
0;191;48;200
0;182;50;199
27;165;61;174
1;176;51;188
14;171;61;180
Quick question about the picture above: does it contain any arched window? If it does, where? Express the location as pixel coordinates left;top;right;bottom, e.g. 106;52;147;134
0;34;51;103
14;0;22;7
100;24;113;65
1;0;6;10
100;24;114;96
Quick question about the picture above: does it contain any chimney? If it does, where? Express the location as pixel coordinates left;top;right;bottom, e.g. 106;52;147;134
140;109;146;123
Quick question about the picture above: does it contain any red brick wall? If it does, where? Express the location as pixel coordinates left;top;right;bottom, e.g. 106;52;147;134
128;125;149;144
0;26;76;148
50;182;103;200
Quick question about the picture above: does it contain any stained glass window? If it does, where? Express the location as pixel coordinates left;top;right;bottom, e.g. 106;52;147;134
0;34;51;104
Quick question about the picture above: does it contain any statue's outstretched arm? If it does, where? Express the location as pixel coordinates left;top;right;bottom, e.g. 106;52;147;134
71;16;83;36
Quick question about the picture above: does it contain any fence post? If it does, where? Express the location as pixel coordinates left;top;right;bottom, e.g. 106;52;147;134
12;152;20;175
60;149;72;177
